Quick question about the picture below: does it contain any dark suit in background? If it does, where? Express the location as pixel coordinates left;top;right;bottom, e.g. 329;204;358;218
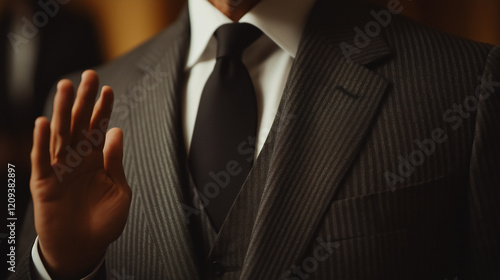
12;0;500;279
0;6;102;131
0;3;102;277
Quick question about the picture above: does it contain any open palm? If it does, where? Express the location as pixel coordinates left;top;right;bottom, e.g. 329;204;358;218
30;70;131;278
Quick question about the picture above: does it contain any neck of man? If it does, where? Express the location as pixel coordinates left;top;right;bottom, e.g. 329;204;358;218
208;0;261;21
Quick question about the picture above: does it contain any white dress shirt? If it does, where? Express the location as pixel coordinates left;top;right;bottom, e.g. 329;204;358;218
184;0;315;155
32;0;315;278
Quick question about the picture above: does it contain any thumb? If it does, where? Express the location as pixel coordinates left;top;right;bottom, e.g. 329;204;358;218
103;127;127;184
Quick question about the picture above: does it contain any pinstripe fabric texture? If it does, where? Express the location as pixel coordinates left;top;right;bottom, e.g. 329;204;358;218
11;0;500;279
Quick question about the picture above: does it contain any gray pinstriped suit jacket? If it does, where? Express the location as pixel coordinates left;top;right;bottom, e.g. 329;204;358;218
13;0;500;279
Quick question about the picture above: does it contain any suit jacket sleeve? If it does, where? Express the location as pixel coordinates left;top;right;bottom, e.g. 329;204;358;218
467;45;500;278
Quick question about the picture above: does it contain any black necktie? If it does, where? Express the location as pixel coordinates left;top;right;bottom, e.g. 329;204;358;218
189;23;262;231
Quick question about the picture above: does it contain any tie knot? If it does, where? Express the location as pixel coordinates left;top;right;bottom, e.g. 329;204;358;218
214;23;262;59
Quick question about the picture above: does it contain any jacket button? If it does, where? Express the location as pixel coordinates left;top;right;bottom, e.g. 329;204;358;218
209;261;225;278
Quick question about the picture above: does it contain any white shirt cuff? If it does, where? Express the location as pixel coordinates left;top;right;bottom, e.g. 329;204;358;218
31;236;105;280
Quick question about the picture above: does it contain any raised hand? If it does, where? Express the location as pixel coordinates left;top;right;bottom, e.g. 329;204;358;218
30;70;132;278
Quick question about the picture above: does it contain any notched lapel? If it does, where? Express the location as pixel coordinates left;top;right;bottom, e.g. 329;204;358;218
241;1;393;278
119;9;202;279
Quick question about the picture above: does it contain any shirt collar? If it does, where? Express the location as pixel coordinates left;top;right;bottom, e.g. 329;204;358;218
186;0;316;68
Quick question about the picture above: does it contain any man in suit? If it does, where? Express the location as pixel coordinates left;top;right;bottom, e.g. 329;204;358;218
11;0;500;279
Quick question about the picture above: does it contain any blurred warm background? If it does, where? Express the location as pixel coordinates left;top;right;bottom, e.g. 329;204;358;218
65;0;500;60
0;0;499;276
66;0;186;60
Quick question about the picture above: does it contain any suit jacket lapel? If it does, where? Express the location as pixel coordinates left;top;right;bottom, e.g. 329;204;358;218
241;1;393;278
116;9;202;279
